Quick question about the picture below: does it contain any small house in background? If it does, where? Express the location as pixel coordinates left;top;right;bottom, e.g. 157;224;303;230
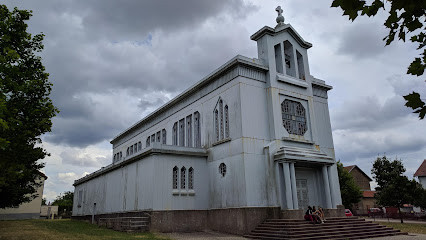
0;172;47;220
414;159;426;189
40;205;59;219
344;165;377;215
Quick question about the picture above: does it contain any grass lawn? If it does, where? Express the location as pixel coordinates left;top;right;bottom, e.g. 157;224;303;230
378;222;426;235
0;219;169;240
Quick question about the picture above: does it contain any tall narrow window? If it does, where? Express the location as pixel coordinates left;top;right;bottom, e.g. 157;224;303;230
186;115;192;147
156;131;161;142
173;166;179;189
146;136;150;147
130;145;133;155
284;40;296;77
119;152;122;160
173;122;177;145
219;99;224;140
274;43;283;74
113;154;116;162
179;119;185;146
126;147;129;156
296;50;305;80
162;129;166;144
181;167;186;189
188;167;194;190
151;134;155;143
134;143;137;153
215;109;219;142
194;111;201;147
138;141;141;151
225;105;229;138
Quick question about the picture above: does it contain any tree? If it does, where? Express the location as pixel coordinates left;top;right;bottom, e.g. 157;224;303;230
42;198;47;206
331;0;426;119
337;161;363;210
0;5;58;208
371;156;421;223
52;191;73;217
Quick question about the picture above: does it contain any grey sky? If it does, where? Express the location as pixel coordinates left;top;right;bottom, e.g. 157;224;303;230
4;0;425;202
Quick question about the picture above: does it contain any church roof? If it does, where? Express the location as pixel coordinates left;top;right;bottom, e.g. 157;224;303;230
344;165;373;182
414;159;426;177
362;190;375;198
110;55;268;144
250;24;312;49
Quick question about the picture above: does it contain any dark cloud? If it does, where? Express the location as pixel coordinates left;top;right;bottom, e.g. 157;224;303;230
5;0;257;147
337;22;388;59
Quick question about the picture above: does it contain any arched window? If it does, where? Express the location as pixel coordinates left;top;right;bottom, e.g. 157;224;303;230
151;134;155;143
186;115;192;147
119;151;122;160
130;145;133;155
126;147;130;156
162;129;166;144
194;111;201;147
225;105;229;138
219;99;224;140
133;143;137;153
138;141;141;151
179;119;185;146
219;163;226;177
172;166;179;189
172;122;177;145
156;131;161;142
180;167;186;189
188;167;194;190
146;136;150;147
215;109;219;142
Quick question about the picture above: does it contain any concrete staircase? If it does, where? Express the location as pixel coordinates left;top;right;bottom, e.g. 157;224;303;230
244;217;407;239
98;216;149;232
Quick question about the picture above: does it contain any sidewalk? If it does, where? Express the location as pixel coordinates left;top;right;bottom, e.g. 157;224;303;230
364;217;426;225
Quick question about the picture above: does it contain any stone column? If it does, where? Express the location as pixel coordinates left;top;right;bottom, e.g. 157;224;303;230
289;162;299;209
327;165;336;208
282;162;293;209
322;165;332;209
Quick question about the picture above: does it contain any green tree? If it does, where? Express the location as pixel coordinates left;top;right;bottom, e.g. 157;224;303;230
0;5;58;208
337;161;363;210
331;0;426;119
371;156;421;223
52;191;73;217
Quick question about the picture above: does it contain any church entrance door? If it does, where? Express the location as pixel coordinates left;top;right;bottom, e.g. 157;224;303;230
296;179;309;210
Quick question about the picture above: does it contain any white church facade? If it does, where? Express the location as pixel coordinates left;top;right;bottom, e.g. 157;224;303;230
72;8;344;234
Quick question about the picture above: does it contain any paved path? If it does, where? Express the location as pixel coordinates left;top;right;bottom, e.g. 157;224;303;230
163;231;426;240
364;217;426;225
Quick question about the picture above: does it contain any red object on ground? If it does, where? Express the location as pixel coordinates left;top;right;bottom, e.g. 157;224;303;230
345;209;353;217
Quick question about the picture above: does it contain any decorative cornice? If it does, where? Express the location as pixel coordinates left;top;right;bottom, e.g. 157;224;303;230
250;24;312;49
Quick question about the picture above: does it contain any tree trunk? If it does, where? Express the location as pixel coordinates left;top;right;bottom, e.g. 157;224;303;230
398;206;404;223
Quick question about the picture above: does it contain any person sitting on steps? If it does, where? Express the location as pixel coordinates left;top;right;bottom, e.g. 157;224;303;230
304;206;321;224
313;206;324;224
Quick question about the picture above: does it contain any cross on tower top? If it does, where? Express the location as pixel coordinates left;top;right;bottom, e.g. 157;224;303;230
276;6;285;24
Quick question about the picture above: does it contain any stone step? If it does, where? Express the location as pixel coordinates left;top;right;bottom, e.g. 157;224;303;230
253;224;386;234
246;229;405;240
246;217;407;240
258;220;369;228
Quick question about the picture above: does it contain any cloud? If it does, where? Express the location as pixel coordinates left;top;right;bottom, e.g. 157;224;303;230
337;23;389;59
57;172;89;184
60;150;109;167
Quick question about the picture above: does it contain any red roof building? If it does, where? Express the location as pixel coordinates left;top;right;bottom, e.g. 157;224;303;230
414;160;426;177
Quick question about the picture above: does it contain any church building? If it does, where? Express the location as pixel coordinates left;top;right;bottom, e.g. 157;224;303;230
72;7;344;234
